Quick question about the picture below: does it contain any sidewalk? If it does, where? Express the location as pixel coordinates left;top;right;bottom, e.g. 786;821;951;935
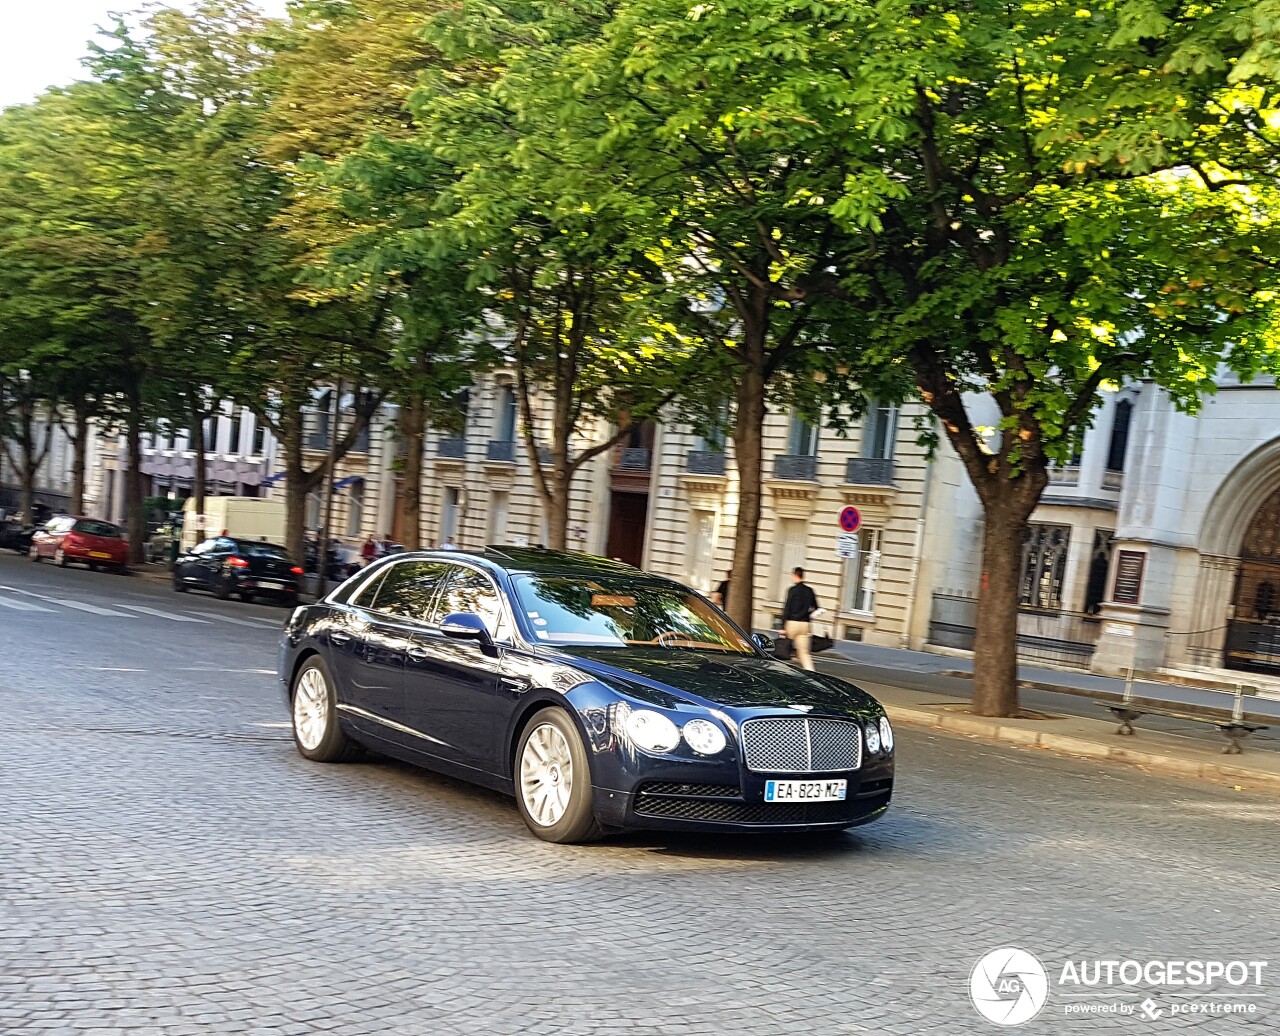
816;641;1280;792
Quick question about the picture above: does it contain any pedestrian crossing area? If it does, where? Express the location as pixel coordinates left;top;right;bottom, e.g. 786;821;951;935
0;585;284;628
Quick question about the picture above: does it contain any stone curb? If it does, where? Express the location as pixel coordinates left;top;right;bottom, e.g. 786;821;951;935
884;703;1280;792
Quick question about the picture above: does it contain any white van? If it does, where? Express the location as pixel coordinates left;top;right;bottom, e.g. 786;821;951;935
181;496;287;550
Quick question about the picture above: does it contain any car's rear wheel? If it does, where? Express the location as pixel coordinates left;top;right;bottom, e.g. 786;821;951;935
215;577;232;600
290;657;362;763
172;574;186;592
239;591;254;603
515;708;601;843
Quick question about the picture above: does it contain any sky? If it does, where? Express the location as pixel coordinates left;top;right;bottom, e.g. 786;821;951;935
1;1;289;111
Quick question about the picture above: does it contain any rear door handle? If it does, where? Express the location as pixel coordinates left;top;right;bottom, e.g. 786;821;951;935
330;631;352;645
407;646;430;660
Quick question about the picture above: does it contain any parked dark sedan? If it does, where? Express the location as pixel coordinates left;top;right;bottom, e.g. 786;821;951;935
278;547;894;843
174;536;302;604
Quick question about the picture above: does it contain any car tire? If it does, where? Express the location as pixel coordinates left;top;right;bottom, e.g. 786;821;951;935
215;578;232;601
290;656;362;763
88;562;98;572
514;708;602;844
173;576;187;592
30;549;41;563
282;593;299;608
239;591;255;603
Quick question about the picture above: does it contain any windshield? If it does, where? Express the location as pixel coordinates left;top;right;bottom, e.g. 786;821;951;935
512;575;754;653
73;520;120;538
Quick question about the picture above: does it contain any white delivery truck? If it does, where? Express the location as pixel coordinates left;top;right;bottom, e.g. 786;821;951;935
181;496;288;550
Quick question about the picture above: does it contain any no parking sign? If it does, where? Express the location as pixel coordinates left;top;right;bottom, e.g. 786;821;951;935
839;505;862;533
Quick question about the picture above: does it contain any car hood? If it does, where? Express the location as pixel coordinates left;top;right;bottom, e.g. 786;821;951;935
552;646;880;717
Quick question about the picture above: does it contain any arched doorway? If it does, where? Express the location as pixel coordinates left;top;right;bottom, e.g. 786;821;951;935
1225;487;1280;673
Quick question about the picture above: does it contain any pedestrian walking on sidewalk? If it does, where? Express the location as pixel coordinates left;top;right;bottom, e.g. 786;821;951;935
782;567;819;671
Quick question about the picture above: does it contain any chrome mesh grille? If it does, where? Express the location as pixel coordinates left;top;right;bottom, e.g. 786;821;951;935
740;717;863;773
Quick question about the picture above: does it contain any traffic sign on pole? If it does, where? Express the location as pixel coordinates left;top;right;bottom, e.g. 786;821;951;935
836;533;860;559
839;505;862;533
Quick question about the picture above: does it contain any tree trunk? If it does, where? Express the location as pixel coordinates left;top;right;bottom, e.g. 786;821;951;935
17;402;38;525
546;469;570;550
397;393;426;551
970;502;1033;716
726;354;768;631
283;424;310;566
192;397;207;531
124;397;146;566
69;408;88;515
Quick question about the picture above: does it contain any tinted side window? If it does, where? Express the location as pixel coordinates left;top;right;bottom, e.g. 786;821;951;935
371;561;450;619
74;520;120;538
348;569;388;608
430;567;508;640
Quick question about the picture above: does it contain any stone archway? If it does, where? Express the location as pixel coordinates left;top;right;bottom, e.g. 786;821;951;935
1225;487;1280;673
1185;438;1280;670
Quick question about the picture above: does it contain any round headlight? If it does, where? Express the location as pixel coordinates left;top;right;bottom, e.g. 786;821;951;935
682;718;728;755
879;715;894;753
864;720;882;755
624;710;681;753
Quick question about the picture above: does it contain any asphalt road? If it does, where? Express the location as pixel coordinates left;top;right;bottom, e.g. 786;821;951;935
2;551;1279;1034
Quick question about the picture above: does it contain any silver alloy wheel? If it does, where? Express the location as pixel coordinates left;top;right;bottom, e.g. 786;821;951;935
519;722;574;827
293;667;330;751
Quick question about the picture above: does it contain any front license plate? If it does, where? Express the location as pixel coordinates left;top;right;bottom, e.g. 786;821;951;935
765;779;847;802
89;551;111;559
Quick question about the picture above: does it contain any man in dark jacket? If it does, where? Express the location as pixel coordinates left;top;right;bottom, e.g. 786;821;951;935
782;566;819;670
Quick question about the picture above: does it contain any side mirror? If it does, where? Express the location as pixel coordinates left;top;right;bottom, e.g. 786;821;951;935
440;612;492;644
751;632;774;652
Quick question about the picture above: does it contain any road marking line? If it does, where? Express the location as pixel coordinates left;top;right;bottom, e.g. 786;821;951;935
186;610;281;629
0;584;140;617
0;597;53;612
114;604;209;623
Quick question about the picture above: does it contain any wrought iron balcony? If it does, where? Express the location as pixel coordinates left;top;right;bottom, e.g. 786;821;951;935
844;457;894;486
437;437;467;460
616;448;652;471
486;439;517;463
686;450;726;476
772;454;818;481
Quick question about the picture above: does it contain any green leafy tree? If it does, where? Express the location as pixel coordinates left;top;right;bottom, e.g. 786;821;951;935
566;0;1280;715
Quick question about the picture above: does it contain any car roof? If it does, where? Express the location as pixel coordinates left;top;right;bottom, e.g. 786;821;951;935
387;546;648;580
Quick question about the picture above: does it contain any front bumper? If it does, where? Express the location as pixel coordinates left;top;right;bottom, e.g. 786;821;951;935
592;763;894;834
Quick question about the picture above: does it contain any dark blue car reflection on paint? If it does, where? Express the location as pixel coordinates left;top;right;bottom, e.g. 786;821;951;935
279;547;894;843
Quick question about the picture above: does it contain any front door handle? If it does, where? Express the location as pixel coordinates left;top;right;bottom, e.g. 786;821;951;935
407;646;430;660
500;676;531;694
331;631;352;645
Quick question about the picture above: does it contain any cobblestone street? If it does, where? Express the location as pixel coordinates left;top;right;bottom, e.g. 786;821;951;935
3;555;1278;1034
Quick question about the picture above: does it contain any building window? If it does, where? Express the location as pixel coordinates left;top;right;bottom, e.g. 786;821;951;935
787;414;818;456
346;480;364;537
441;486;460;545
774;517;809;601
1019;525;1071;611
687;510;716;591
496;385;518;442
1083;529;1115;614
251;422;266;457
487;490;509;544
844;527;883;614
228;412;242;455
862;402;898;461
315;390;333;447
1106;398;1133;472
203;418;218;454
306;491;321;531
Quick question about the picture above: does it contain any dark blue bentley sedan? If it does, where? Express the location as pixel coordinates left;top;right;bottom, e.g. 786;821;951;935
279;547;894;843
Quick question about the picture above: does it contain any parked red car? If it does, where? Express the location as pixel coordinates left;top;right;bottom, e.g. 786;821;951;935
31;516;129;572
